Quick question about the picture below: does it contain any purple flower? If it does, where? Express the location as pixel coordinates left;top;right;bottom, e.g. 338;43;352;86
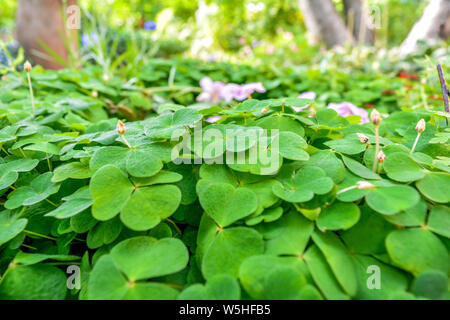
81;32;99;47
251;41;261;48
144;21;157;31
327;102;369;124
293;91;317;112
238;82;266;100
221;83;243;102
298;91;317;100
197;77;226;104
197;78;266;103
205;116;222;123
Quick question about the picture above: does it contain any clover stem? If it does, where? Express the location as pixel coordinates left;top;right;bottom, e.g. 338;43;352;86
281;102;285;113
372;125;380;172
45;198;59;207
0;262;16;286
19;147;27;158
23;230;56;240
17;206;27;218
121;134;133;149
337;185;357;195
166;218;182;236
26;71;35;114
1;146;9;156
46;153;52;171
21;244;37;250
410;132;421;154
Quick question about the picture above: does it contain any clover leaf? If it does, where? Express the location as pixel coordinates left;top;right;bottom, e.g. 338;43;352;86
386;228;449;276
197;180;258;227
384;152;426;182
0;211;27;246
316;201;360;231
5;172;60;209
272;166;334;203
45;186;92;219
90;165;181;230
0;158;39;191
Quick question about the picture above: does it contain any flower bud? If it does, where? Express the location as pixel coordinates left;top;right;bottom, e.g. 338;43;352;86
370;109;381;126
261;107;269;114
356;181;375;190
415;118;426;134
1;75;6;81
116;120;126;135
92;90;98;98
377;150;386;163
357;133;369;143
24;60;32;73
103;74;110;83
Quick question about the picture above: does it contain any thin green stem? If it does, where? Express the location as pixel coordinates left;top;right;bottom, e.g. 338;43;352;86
19;147;27;158
45;199;59;207
23;230;56;241
17;206;27;218
27;72;35;114
410;133;421;154
166;218;182;236
372;125;380;172
1;146;9;156
337;185;357;195
120;134;134;149
46;153;52;171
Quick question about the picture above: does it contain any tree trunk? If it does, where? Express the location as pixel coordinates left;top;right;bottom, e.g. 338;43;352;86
15;0;78;69
400;0;450;55
343;0;375;44
298;0;355;48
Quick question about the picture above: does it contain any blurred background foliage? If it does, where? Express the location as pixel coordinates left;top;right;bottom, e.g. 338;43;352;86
0;0;430;57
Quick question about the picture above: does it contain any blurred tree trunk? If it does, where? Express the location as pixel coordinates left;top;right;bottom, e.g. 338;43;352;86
298;0;355;48
343;0;375;44
15;0;78;69
400;0;450;55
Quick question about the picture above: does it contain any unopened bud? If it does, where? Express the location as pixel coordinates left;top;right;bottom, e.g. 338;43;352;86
1;75;6;81
357;133;369;143
415;119;425;134
370;109;381;126
103;74;110;83
356;181;375;190
377;150;386;163
116;120;126;135
261;107;269;114
24;60;32;73
92;90;98;98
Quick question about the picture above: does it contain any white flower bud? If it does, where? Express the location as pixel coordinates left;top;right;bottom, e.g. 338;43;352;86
24;60;32;73
415;119;426;134
116;120;126;135
357;133;369;143
370;109;381;126
356;181;375;190
377;150;386;162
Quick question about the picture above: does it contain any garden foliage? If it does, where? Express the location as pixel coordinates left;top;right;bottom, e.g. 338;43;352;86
0;59;449;300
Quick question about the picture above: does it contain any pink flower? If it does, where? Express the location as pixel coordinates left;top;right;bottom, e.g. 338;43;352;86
205;116;222;123
266;44;275;55
221;83;243;102
298;91;316;100
239;82;266;100
197;77;225;103
293;91;317;112
327;102;369;124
